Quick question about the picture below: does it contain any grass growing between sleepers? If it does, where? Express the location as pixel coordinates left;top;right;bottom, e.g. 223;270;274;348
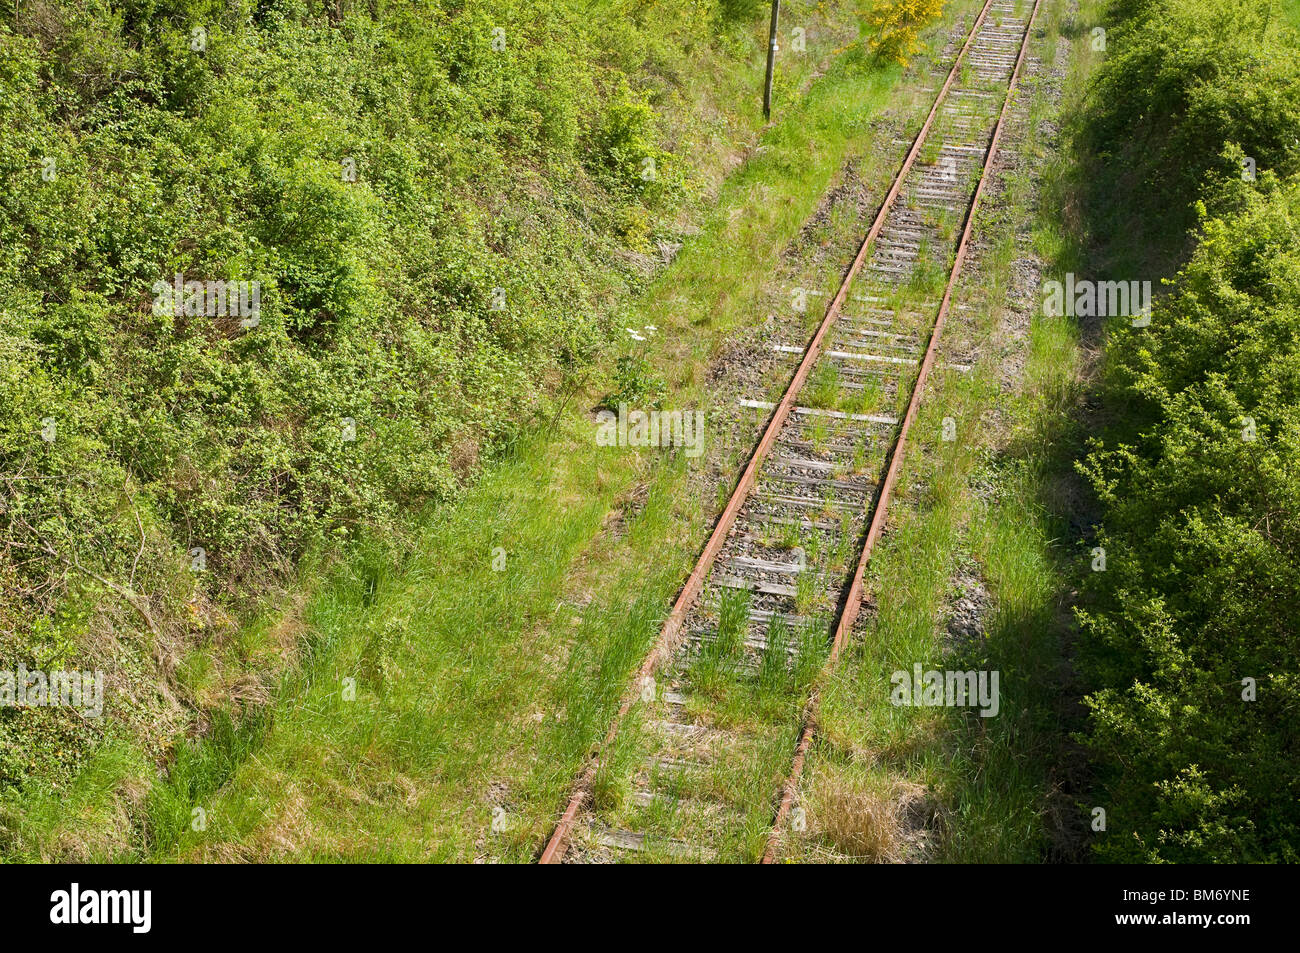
783;0;1095;863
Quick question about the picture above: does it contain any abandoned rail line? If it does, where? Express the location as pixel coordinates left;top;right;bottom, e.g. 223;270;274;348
540;0;1044;864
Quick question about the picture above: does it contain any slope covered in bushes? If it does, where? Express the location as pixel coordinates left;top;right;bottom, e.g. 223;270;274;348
0;0;855;813
1074;0;1300;861
1077;0;1300;271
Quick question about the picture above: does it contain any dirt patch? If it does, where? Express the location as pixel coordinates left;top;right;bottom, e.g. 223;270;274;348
601;481;651;542
942;562;994;657
783;157;878;267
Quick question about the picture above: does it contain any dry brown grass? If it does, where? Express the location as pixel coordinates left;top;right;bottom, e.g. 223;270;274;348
803;768;941;862
807;769;902;861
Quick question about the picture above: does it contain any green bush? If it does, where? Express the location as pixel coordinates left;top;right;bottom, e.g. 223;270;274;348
1077;173;1300;862
606;353;667;409
1073;2;1300;861
1083;0;1300;227
0;0;794;797
718;0;771;25
0;0;696;601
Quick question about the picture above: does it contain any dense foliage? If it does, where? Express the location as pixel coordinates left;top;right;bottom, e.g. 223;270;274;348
1076;0;1300;862
0;0;791;793
1081;0;1300;238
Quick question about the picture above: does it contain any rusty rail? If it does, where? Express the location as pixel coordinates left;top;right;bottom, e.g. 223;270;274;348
538;0;1002;865
761;0;1045;864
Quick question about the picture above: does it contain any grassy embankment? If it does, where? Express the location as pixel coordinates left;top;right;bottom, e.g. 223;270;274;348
0;0;859;858
4;0;990;860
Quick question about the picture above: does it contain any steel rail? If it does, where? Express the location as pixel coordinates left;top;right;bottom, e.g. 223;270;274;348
761;0;1045;864
538;0;1001;865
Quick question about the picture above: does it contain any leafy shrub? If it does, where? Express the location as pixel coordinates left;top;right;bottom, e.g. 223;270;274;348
1076;173;1300;862
1083;0;1300;227
605;353;667;409
717;0;770;24
591;82;677;202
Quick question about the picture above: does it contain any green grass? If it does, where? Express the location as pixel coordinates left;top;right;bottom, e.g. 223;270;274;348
149;436;700;860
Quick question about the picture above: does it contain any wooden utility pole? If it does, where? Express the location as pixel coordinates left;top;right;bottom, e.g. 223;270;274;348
763;0;781;119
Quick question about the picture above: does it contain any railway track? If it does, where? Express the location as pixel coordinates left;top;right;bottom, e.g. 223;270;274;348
540;0;1043;864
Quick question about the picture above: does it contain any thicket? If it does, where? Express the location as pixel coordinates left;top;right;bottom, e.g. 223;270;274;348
1075;0;1300;861
1078;0;1300;264
0;0;790;800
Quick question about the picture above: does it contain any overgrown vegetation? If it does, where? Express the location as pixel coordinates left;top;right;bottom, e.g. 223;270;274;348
1077;0;1300;268
0;0;860;849
7;0;1295;867
0;0;944;859
1073;0;1300;861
